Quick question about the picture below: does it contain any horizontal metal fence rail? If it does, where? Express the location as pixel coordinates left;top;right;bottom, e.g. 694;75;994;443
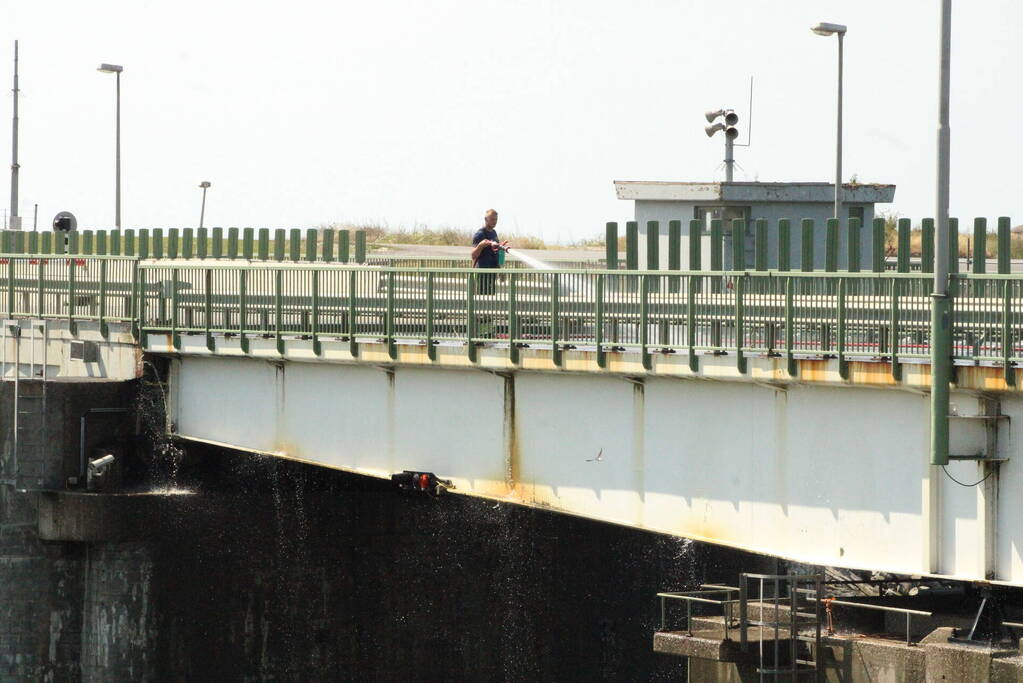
1;255;1021;374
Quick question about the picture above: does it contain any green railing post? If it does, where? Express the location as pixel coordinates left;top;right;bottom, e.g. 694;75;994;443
625;221;639;270
998;216;1011;275
551;272;562;367
754;218;767;271
385;270;396;359
288;229;301;261
605;222;619;269
890;279;901;380
778;219;791;272
135;265;145;346
0;231;11;253
242;228;254;260
152;229;164;259
211;227;223;258
239;269;250;353
27;232;38;254
1003;280;1015;384
689;219;702;271
172;268;182;350
338;230;351;263
949;217;960;273
734;275;746;373
785;276;795;376
847;218;861;272
227;228;239;259
137;230;149;259
668;220;681;292
274;229;286;261
321;229;334;263
275;269;284;354
687;274;697;372
312;269;322;356
109;230;121;255
973;217;987;274
355;230;366;264
81;230;93;255
167;228;179;259
825;218;839;272
40;232;52;254
595;273;605;368
257;229;269;260
897;218;910;272
202;268;211;351
196;227;208;259
921;218;934;273
66;257;76;333
837;277;847;379
98;259;108;337
182;228;195;259
639;273;649;370
348;269;358;357
426;270;436;361
646;221;660;272
36;258;43;318
467;272;477;363
801;219;815;272
731;219;745;271
305;228;318;262
871;218;885;272
710;220;723;272
123;229;135;256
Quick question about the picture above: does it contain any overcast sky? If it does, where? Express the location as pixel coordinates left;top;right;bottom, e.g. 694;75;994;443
2;0;1020;240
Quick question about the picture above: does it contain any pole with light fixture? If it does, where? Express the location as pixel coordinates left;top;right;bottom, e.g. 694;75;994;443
811;22;846;219
198;181;211;229
97;63;123;228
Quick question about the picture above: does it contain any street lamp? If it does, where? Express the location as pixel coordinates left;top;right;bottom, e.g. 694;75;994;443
198;181;211;229
811;22;847;220
97;63;123;228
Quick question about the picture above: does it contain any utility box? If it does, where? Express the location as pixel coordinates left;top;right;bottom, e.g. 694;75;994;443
614;181;896;270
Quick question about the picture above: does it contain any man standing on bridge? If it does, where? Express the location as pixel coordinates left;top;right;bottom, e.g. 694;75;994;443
470;209;508;296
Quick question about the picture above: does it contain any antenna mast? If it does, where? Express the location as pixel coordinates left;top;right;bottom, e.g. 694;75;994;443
9;40;20;230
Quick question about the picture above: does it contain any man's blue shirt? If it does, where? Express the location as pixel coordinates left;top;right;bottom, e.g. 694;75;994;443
473;227;500;268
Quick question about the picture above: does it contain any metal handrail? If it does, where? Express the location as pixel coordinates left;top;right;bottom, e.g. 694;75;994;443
818;598;933;646
657;587;740;639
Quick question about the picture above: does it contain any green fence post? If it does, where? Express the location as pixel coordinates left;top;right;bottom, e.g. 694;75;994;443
755;218;767;271
196;227;208;259
274;229;286;261
710;219;723;272
40;232;52;254
288;228;301;261
211;227;223;258
227;227;239;259
605;222;618;269
668;220;681;292
167;228;179;258
625;221;638;270
731;219;746;270
182;228;194;258
825;218;838;272
778;219;791;272
338;230;350;263
137;229;149;258
355;230;366;264
0;231;9;253
67;231;80;254
109;229;121;255
257;229;269;260
95;230;107;255
688;219;702;271
152;228;164;258
646;221;659;271
81;230;93;254
305;228;318;261
321;229;334;263
123;229;135;256
921;218;934;273
801;219;814;272
998;216;1011;274
949;217;960;273
243;228;254;259
12;231;25;254
847;218;861;272
973;217;987;274
897;218;910;273
871;218;885;272
27;232;38;254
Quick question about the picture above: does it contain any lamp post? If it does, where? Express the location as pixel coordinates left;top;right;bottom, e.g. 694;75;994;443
198;181;211;229
97;63;123;228
811;22;847;220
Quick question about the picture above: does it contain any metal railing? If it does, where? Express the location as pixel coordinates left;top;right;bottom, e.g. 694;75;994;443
818;598;932;646
657;586;740;639
0;255;1021;375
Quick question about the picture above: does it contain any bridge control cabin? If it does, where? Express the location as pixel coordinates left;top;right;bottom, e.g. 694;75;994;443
614;180;896;270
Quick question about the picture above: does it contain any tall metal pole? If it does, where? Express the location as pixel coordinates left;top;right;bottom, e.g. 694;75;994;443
115;70;121;229
724;136;734;182
834;33;844;219
931;0;952;466
9;40;19;230
199;186;208;229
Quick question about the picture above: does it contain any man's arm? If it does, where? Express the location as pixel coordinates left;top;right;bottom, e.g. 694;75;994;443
470;239;492;261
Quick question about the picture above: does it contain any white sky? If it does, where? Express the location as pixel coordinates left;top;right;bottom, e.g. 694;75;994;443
2;0;1021;241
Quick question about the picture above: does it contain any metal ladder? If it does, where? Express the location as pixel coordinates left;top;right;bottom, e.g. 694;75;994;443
5;320;50;491
739;573;823;681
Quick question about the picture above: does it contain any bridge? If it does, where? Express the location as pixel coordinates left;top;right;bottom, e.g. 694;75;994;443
1;219;1021;588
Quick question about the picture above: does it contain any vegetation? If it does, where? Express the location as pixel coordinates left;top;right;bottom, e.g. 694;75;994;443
879;211;1022;258
319;222;550;250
